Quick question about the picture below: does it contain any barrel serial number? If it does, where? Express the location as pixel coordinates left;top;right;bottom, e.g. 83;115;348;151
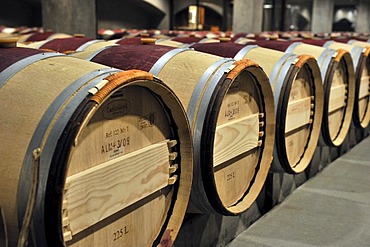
101;136;130;154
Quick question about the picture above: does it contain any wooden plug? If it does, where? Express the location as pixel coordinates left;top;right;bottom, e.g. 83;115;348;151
62;217;70;227
0;37;18;48
258;131;264;137
167;140;177;148
62;200;68;210
64;181;70;191
310;111;315;116
168;175;178;185
140;33;150;37
225;64;236;73
259;113;265;118
257;140;263;147
169;152;178;161
63;231;73;241
74;34;85;38
311;96;315;101
169;164;178;174
311;104;315;109
259;122;265;127
219;37;231;42
141;38;157;45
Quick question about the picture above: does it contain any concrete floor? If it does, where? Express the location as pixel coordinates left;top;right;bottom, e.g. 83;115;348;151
227;136;370;247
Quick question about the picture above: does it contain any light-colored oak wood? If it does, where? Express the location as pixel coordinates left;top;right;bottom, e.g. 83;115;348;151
64;140;171;236
158;52;270;210
328;84;347;113
213;71;267;208
357;65;370;128
0;53;192;246
349;40;370;48
240;46;323;173
327;56;352;142
156;39;189;48
284;69;314;168
242;47;288;89
292;44;327;63
72;44;275;214
63;84;188;246
67;193;171;247
214;113;260;167
290;44;356;145
0;56;108;246
359;73;369;99
285;97;312;133
157;50;223;112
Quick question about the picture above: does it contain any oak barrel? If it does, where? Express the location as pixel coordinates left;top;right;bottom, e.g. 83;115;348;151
0;44;192;246
301;39;370;129
23;37;110;54
70;44;276;215
190;42;324;173
348;40;370;47
248;40;356;147
17;31;72;44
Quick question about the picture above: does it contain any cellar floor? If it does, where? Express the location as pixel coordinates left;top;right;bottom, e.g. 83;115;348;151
227;136;370;247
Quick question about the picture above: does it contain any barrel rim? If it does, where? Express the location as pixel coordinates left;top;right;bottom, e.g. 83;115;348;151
275;56;324;174
321;51;356;146
200;63;274;215
43;75;193;246
352;53;370;128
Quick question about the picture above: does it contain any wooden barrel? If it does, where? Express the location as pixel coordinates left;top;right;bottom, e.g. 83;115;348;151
110;37;164;46
348;40;370;47
0;44;192;246
301;39;370;129
0;33;12;39
154;38;188;48
190;42;324;173
23;37;110;54
323;41;370;129
70;44;276;215
17;31;72;44
234;37;261;45
248;40;355;147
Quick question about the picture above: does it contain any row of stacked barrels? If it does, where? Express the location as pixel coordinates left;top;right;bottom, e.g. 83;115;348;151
0;28;369;247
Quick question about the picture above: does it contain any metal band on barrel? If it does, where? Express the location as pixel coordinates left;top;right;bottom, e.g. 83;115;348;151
187;57;234;131
317;48;337;80
76;40;105;52
190;59;236;213
324;40;364;67
269;53;299;111
32;40;49;49
285;42;302;54
349;46;366;68
149;47;191;76
81;45;118;61
347;40;356;45
270;55;300;172
233;45;258;61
